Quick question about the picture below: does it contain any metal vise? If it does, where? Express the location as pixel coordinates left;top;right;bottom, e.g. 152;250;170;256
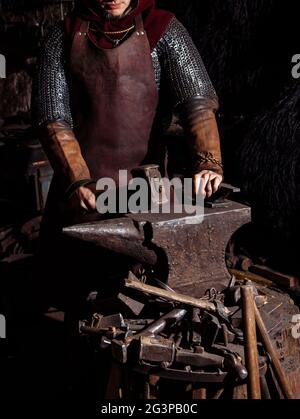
63;166;251;296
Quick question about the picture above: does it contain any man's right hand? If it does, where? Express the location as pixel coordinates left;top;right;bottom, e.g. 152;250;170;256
73;185;97;211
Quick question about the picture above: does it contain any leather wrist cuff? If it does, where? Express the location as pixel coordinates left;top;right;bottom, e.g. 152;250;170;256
39;120;91;191
178;97;223;177
192;151;223;175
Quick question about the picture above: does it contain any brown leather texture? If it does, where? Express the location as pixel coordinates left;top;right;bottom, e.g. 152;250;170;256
69;16;159;185
39;120;91;191
186;109;223;176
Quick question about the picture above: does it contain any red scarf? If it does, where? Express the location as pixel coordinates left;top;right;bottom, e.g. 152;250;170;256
65;0;174;51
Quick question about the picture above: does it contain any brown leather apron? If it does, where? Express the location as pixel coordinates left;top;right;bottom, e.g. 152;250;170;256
69;15;159;185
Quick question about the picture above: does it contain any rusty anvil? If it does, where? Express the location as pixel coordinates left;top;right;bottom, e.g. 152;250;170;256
63;166;251;297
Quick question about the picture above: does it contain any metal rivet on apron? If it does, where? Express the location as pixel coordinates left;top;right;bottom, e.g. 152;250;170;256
136;31;140;36
140;31;145;35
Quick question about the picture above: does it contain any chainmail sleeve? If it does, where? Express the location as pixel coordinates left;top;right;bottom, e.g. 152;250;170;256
155;18;222;177
33;23;73;128
156;17;219;112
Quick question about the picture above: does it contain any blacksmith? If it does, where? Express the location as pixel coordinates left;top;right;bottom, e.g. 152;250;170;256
34;0;223;226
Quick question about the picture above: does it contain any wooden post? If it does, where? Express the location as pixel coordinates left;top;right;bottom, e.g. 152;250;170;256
241;286;261;399
254;304;294;399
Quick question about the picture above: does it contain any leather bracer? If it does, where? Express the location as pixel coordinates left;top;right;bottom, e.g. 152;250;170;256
38;120;91;193
179;97;223;176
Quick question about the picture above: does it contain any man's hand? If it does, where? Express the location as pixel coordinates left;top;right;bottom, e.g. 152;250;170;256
193;170;223;198
73;185;96;211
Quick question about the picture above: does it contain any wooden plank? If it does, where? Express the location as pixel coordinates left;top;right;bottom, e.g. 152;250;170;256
250;265;299;289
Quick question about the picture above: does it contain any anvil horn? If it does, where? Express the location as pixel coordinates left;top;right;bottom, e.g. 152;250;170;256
63;217;158;265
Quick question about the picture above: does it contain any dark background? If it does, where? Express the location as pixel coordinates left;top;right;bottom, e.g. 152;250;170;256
1;0;300;400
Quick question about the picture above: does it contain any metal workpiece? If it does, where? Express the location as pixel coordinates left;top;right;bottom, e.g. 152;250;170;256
128;308;187;340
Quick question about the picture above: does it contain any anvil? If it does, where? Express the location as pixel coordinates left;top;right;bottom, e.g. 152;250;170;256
64;185;251;297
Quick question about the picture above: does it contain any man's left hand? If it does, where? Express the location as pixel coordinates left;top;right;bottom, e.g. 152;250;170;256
193;170;223;198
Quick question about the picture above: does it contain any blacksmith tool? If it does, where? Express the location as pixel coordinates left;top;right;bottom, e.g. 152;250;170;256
254;304;294;399
241;286;261;399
